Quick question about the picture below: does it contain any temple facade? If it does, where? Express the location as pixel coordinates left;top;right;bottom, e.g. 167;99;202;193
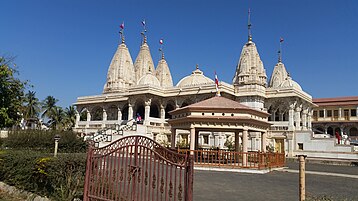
74;22;357;159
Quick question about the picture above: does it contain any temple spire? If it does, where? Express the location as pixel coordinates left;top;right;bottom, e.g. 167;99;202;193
141;19;147;44
248;8;252;42
119;22;125;44
159;38;164;59
278;37;284;62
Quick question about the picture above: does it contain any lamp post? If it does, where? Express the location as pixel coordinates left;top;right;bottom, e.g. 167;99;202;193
54;134;61;157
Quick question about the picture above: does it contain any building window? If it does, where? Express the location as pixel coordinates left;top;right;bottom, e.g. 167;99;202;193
351;109;357;117
222;113;225;116
319;110;324;117
298;143;303;150
202;113;205;116
231;113;234;116
327;110;332;117
334;110;339;118
203;135;209;144
313;111;318;118
212;113;214;116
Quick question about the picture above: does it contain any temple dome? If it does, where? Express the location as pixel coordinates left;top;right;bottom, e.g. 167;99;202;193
137;71;161;86
177;67;214;87
279;76;302;90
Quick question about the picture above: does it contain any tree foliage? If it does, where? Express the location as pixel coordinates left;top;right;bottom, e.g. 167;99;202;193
0;56;26;128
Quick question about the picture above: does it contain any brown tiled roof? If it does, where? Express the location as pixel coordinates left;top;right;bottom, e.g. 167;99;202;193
186;96;249;109
313;96;358;106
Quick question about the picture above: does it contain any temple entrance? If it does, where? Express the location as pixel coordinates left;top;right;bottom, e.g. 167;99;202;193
275;139;285;153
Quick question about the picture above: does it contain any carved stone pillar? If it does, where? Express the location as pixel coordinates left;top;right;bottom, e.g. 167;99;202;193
235;131;240;152
190;126;195;155
144;98;151;125
339;108;342;119
160;104;165;127
86;110;91;128
307;109;312;130
279;111;284;121
302;108;308;130
102;108;107;128
128;103;133;120
171;128;176;148
117;107;122;124
295;106;302;130
242;129;249;166
75;110;80;128
289;103;295;130
261;132;267;152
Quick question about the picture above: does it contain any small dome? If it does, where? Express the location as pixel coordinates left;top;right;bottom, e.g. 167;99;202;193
137;72;161;86
279;77;302;90
177;67;214;87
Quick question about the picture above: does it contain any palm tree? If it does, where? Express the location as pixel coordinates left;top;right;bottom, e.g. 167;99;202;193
63;105;76;130
41;95;58;119
48;106;65;130
24;91;40;120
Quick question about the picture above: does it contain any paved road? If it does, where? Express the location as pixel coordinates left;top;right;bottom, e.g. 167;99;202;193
193;162;358;201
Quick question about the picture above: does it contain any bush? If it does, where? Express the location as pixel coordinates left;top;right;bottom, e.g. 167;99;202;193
2;130;86;153
0;150;87;201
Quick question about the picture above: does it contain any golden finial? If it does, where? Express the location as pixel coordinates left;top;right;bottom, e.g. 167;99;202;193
196;64;199;70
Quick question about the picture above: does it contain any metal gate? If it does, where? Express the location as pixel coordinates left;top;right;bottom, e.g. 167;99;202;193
83;135;193;201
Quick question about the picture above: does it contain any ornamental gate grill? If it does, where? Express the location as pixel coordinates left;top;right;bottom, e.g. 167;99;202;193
83;135;193;201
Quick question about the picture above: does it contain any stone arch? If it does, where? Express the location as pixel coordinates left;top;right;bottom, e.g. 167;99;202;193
181;98;193;107
275;108;280;121
121;104;129;120
165;100;176;119
91;106;103;121
327;127;334;136
79;108;88;121
150;100;160;118
134;99;145;120
106;105;118;120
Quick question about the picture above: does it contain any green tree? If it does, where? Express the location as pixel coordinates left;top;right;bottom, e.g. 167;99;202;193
48;106;65;130
23;90;40;120
0;56;26;128
63;105;76;130
41;95;58;119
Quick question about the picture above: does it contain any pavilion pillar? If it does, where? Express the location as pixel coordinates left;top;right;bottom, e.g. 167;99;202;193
261;132;267;152
75;110;80;128
195;130;199;150
128;103;133;121
86;110;91;128
307;110;312;130
242;128;248;166
190;126;196;155
102;108;107;128
295;106;302;130
160;105;165;127
144;99;151;125
302;108;307;130
117;107;122;124
289;104;295;130
171;128;176;149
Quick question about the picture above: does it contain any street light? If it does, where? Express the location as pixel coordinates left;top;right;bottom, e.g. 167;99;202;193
54;134;61;157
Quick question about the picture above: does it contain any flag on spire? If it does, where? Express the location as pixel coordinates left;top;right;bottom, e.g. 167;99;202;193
214;71;221;96
159;39;163;45
120;22;124;29
280;37;284;43
141;19;146;27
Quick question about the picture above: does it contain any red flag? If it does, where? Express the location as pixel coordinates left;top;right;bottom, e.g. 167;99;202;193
280;37;284;43
120;22;124;29
215;71;220;96
159;39;163;45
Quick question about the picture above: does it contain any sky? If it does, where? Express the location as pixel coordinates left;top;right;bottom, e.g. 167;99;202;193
1;0;358;108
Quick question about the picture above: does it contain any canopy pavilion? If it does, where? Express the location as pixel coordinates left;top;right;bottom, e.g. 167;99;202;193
168;96;284;168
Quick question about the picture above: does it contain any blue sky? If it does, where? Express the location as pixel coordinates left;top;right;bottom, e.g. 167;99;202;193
1;0;357;108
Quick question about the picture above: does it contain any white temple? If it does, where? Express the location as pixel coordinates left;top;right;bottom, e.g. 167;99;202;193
74;19;358;160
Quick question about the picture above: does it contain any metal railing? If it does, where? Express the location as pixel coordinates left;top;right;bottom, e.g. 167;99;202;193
178;148;285;169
